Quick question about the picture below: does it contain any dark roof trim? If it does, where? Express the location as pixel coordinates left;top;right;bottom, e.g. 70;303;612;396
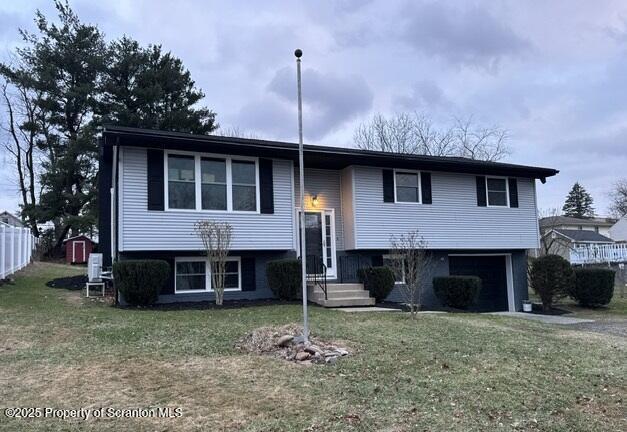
101;125;559;180
549;228;614;243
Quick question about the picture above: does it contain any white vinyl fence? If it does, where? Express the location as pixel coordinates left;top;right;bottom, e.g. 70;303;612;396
570;243;627;265
0;223;36;279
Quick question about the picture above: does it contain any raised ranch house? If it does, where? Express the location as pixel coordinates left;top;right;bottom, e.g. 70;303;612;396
98;126;558;311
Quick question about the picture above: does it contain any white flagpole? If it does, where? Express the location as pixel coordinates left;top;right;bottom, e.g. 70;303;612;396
295;48;309;344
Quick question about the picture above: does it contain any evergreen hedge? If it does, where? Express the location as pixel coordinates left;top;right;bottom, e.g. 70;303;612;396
113;260;170;306
433;276;482;309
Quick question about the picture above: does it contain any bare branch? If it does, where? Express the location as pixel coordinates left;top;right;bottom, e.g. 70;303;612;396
194;220;233;306
354;112;511;161
389;230;435;318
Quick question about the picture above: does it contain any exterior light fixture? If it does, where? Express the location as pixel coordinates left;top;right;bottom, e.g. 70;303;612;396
312;194;319;207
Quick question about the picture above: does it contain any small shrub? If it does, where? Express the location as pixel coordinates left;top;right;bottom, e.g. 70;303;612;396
267;259;301;300
113;260;170;306
433;276;482;309
357;266;395;301
569;268;615;307
529;254;574;312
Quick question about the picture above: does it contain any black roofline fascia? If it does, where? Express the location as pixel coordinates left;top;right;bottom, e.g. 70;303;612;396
101;125;559;181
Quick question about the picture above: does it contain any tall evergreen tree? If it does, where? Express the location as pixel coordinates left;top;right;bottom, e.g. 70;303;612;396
100;37;217;134
0;1;218;254
562;182;595;218
6;1;107;248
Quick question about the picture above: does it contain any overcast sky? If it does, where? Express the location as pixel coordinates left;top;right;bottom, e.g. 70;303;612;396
1;0;626;216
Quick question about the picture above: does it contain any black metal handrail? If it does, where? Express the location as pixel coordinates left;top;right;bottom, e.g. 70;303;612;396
305;254;328;300
338;255;371;283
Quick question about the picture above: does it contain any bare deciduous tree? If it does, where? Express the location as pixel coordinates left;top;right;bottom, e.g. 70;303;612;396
609;179;627;218
354;112;510;162
389;230;434;318
1;75;41;236
453;116;509;162
194;220;233;305
215;126;260;139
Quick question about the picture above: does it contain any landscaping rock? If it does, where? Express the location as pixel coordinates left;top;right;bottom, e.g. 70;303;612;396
304;344;323;355
276;335;294;347
235;324;351;366
295;351;311;361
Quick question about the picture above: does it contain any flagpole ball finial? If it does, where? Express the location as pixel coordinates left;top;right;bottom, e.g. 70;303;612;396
294;49;302;58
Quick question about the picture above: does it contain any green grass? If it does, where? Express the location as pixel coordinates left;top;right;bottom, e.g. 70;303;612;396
1;263;625;431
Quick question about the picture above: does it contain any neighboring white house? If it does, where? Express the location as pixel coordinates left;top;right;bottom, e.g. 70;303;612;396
0;211;24;228
539;215;616;238
609;217;627;242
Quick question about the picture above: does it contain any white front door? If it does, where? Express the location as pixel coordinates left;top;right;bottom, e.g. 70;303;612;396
297;209;336;278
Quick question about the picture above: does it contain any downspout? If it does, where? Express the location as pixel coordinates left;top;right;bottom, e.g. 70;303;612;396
111;138;119;304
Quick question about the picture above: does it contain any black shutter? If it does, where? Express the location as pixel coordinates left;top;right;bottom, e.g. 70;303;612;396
476;176;487;207
259;159;274;214
421;172;432;204
241;257;256;291
508;178;519;208
371;255;384;267
147;149;165;211
382;169;394;202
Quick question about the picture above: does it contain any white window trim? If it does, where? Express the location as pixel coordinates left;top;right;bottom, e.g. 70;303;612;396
485;176;510;208
383;253;406;285
164;150;260;214
174;256;242;294
393;169;422;204
295;208;337;278
72;240;85;263
174;256;208;294
210;256;242;293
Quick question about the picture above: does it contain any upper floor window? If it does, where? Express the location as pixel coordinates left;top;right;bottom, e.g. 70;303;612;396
395;171;421;203
166;152;259;212
232;161;257;211
486;177;508;207
201;158;227;210
168;155;196;209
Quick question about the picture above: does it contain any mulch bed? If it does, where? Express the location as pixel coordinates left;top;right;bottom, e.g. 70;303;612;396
529;303;571;315
117;298;302;310
46;275;88;291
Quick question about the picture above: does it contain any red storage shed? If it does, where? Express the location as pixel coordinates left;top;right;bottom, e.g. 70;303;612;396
63;235;96;264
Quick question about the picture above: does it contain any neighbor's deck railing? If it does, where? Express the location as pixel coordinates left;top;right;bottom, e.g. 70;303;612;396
0;223;36;279
570;243;627;264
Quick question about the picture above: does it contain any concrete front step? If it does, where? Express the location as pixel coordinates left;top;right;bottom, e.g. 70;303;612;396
307;282;375;307
314;297;376;307
311;289;372;300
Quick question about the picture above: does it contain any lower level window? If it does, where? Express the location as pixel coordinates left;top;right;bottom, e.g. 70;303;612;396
383;254;406;284
211;259;241;290
175;260;206;292
175;257;241;293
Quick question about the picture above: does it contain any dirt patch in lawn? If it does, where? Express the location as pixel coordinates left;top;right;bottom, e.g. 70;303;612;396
0;325;35;353
2;355;312;431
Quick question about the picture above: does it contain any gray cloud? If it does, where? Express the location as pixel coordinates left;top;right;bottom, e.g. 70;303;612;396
1;0;626;216
395;80;452;111
237;66;373;140
401;3;530;70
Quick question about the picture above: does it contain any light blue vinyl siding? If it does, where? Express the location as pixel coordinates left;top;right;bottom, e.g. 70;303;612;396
352;166;540;250
294;168;345;251
119;147;295;251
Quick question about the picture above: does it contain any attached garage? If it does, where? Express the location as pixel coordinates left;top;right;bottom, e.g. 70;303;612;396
448;255;513;312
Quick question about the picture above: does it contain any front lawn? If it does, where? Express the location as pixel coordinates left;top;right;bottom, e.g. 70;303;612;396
1;263;625;431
